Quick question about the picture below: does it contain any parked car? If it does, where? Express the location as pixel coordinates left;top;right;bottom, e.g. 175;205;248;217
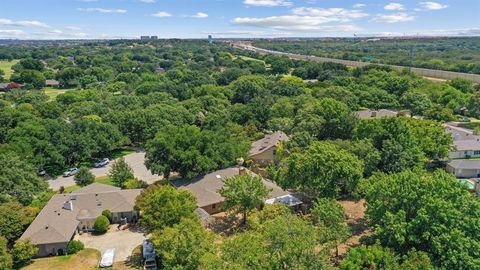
63;167;79;177
143;240;157;270
99;248;115;268
37;169;46;177
144;258;157;270
94;158;110;168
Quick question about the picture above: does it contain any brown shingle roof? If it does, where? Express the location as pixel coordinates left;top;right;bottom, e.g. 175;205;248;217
453;140;480;151
21;186;141;245
172;167;289;208
249;131;289;157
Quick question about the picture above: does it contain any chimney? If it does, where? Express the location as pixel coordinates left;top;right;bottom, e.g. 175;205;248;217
63;200;73;211
239;167;246;176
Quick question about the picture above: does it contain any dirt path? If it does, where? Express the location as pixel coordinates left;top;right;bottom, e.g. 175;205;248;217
337;199;371;257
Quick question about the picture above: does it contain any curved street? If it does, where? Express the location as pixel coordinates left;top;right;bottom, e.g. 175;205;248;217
47;152;160;190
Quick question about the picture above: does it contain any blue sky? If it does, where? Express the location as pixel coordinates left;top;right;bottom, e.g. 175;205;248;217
0;0;478;39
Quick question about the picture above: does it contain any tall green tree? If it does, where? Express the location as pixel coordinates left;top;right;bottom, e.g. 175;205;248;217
364;170;480;270
146;124;249;178
74;167;95;187
0;202;36;244
219;173;270;224
311;198;351;258
0;236;12;270
135;185;197;231
12;239;38;268
151;218;216;270
276;141;363;198
109;157;134;188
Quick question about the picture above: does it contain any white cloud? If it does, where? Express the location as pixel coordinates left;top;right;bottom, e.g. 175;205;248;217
372;12;415;23
243;0;292;7
353;3;366;8
77;8;127;13
420;1;448;10
0;18;49;28
65;26;82;30
191;12;209;19
292;7;368;21
139;0;156;3
0;29;26;36
384;3;405;11
152;11;172;17
233;6;366;32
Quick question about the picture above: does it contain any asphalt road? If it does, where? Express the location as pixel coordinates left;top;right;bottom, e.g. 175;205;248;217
47;152;160;190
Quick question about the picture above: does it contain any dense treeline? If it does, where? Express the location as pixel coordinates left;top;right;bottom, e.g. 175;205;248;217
0;39;478;269
253;37;480;74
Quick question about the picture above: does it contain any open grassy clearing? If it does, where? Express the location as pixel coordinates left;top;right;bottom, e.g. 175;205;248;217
21;248;100;270
0;59;19;80
44;87;75;101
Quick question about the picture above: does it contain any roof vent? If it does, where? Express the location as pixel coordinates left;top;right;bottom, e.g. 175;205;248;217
63;200;73;211
216;175;222;179
45;225;49;230
70;194;77;200
96;200;102;206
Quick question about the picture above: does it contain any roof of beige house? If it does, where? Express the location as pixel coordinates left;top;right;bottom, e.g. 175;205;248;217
73;182;121;194
21;186;141;245
172;167;289;208
453;139;480;151
355;109;400;119
249;131;289;157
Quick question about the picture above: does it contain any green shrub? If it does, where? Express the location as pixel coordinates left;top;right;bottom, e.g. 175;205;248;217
124;178;148;189
67;240;84;254
102;209;113;222
93;215;110;234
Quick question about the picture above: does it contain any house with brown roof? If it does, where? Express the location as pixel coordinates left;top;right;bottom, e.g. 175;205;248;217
172;167;293;214
249;131;289;165
20;183;141;257
45;79;60;88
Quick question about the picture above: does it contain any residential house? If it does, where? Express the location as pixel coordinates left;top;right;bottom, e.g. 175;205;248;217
0;82;22;92
446;160;480;178
249;131;289;165
172;167;294;215
355;109;410;119
444;123;480;159
45;79;60;88
20;183;141;257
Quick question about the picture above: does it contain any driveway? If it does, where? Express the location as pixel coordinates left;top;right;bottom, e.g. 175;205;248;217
75;225;146;262
47;151;161;190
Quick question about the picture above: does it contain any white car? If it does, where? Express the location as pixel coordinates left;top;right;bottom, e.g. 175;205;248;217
99;248;115;268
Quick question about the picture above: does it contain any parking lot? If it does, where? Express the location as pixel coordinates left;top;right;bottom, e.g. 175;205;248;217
75;225;146;262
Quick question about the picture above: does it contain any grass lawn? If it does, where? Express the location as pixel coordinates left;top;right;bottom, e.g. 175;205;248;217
21;248;100;270
96;175;115;186
0;59;19;80
44;87;75;101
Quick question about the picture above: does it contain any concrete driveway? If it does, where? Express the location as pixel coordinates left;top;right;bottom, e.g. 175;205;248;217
75;225;146;262
47;151;161;190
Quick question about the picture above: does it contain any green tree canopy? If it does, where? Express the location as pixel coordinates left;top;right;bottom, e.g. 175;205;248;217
109;157;134;188
146;124;249;178
93;215;110;234
151;218;216;270
0;202;36;244
275;141;364;198
219;173;270;224
0;236;12;270
364;170;480;270
135;185;197;231
74;167;95;187
12;239;38;268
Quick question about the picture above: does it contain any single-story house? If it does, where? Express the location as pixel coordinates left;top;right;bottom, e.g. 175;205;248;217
444;124;477;141
154;67;165;74
0;82;22;92
172;167;295;215
355;109;410;120
449;139;480;159
249;131;289;165
20;183;141;257
446;160;480;178
45;79;60;88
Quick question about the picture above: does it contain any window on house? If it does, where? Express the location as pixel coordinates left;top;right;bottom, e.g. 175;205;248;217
212;204;216;209
474;151;480;155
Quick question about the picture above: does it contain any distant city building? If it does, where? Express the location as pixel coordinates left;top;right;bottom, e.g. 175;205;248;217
208;35;213;44
151;36;158;40
140;36;150;40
